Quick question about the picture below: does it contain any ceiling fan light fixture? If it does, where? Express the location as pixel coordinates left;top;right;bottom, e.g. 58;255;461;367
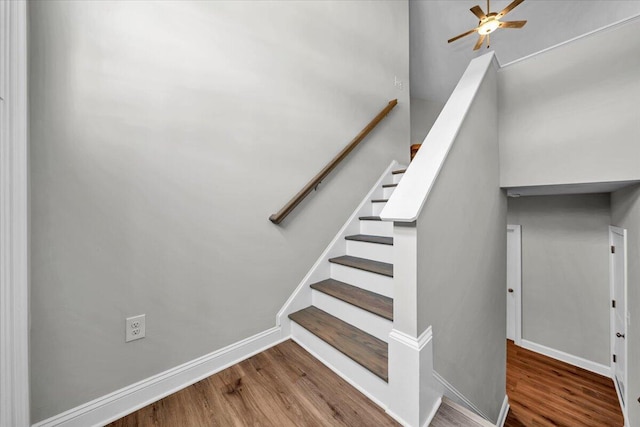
478;19;500;35
447;0;527;50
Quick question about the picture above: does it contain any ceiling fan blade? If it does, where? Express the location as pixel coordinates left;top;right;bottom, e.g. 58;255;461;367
448;28;478;43
500;20;527;28
497;0;525;18
470;5;487;20
474;34;486;51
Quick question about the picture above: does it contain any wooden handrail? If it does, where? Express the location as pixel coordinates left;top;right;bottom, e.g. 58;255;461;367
269;99;398;224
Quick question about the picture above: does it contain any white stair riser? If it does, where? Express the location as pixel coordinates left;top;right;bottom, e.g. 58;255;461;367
330;264;393;298
346;240;393;264
383;187;396;199
372;202;387;216
291;323;389;407
360;220;393;237
311;290;392;342
392;173;404;184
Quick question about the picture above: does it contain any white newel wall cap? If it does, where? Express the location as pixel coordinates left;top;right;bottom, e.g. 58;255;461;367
389;326;433;351
380;52;497;223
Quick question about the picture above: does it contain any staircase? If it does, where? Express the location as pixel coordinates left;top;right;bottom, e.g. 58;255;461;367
279;161;499;426
284;165;405;407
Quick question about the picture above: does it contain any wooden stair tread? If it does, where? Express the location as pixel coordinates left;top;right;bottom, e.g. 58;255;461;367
391;169;406;175
310;279;393;321
382;183;398;188
289;306;388;381
329;255;393;277
359;215;382;221
371;199;389;203
345;234;393;245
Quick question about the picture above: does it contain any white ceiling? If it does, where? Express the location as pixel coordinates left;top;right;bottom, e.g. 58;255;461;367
410;0;640;103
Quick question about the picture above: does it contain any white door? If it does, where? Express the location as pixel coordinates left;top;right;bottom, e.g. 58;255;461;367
507;225;522;343
610;226;627;411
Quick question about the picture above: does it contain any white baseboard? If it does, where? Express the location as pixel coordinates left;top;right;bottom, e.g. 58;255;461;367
496;395;509;427
433;371;492;422
613;375;630;427
423;396;442;427
520;339;612;378
32;327;286;427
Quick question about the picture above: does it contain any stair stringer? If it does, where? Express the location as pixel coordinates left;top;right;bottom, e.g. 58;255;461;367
276;159;400;334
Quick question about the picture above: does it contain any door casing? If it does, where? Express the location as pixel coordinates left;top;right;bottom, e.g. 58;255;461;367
507;224;522;346
609;225;628;425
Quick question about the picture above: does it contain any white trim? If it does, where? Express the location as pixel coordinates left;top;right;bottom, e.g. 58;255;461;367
507;225;522;346
496;395;509;427
422;397;441;427
32;327;286;427
388;326;432;351
380;52;496;222
609;225;629;427
433;371;492;422
277;160;400;331
520;339;612;378
499;13;640;68
386;396;441;427
0;1;30;426
387;327;439;427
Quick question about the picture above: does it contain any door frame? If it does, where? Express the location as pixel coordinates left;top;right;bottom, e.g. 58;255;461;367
507;224;522;346
609;225;628;424
0;1;30;426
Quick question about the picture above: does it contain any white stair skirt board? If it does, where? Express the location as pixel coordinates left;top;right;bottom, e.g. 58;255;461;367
311;290;392;342
434;371;493;423
290;323;389;408
346;239;393;264
497;395;510;427
360;220;394;237
372;201;387;216
392;173;404;184
276;161;401;334
32;327;286;427
330;263;393;298
383;187;396;199
520;339;612;377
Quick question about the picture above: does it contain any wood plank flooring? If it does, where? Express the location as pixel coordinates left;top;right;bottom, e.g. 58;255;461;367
505;340;623;427
107;340;399;427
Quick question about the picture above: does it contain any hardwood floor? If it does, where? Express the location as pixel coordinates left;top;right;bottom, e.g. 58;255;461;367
505;340;623;427
107;339;399;427
108;338;624;427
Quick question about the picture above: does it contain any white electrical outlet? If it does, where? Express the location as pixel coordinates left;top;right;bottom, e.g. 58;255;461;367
125;314;146;342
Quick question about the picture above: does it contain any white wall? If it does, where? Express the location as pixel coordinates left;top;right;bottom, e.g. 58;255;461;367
508;194;611;366
416;62;507;422
410;97;443;146
28;1;410;421
611;184;640;426
499;18;640;188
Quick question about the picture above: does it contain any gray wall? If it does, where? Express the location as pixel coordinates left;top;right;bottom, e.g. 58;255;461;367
417;63;507;422
29;1;410;421
410;97;443;146
498;18;640;188
611;184;640;426
508;194;611;365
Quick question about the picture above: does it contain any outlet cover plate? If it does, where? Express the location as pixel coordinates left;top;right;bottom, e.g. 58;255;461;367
126;314;146;342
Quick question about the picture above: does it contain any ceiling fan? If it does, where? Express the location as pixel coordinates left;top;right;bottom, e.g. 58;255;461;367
448;0;527;51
